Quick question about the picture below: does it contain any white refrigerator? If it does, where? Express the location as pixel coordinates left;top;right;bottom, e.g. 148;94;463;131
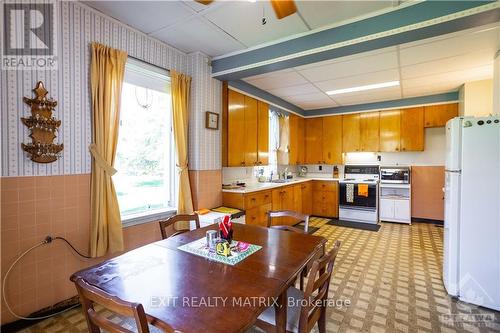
443;116;500;311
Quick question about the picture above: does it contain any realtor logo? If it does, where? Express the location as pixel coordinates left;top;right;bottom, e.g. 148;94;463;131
2;2;57;70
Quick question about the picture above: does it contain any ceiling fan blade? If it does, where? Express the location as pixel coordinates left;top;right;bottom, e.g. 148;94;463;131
270;0;297;19
195;0;214;5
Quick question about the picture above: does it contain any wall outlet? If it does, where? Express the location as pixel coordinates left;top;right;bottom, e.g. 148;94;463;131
318;165;323;171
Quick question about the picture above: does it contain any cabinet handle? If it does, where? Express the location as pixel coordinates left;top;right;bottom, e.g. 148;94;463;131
258;161;262;165
251;198;256;202
240;161;245;165
402;147;406;151
395;148;399;151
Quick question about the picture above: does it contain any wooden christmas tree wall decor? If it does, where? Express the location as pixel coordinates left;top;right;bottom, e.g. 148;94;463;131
21;81;63;163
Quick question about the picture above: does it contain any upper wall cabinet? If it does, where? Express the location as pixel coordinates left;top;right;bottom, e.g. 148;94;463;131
342;114;360;152
400;107;424;151
360;111;380;152
227;90;268;167
424;103;458;127
305;117;323;164
323;116;343;164
379;110;401;152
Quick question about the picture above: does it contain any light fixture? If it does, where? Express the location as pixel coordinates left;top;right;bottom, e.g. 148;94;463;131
326;80;400;95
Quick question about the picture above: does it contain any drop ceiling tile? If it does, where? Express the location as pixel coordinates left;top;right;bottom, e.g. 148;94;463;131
83;1;194;34
243;68;295;82
244;70;309;90
399;25;500;66
296;1;394;30
402;86;459;99
268;83;321;98
297;50;398;82
401;51;495;79
299;99;339;110
285;92;333;104
203;1;308;47
150;17;243;57
402;65;493;92
314;69;400;92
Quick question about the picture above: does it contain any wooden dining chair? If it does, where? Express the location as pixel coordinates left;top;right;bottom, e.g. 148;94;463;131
158;213;200;240
74;277;152;333
255;240;341;333
267;210;310;233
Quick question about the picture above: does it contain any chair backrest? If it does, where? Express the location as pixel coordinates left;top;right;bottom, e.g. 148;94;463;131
267;210;309;233
299;240;341;333
74;278;150;333
158;213;200;239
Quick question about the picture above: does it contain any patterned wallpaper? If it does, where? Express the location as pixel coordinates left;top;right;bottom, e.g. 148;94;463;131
1;1;221;176
188;52;222;171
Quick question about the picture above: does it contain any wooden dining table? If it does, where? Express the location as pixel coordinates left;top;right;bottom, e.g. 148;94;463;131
71;223;327;333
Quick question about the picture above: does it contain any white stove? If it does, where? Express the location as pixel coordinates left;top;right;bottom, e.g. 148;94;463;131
339;165;380;224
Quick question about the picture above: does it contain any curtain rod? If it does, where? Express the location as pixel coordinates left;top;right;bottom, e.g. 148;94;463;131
127;55;171;74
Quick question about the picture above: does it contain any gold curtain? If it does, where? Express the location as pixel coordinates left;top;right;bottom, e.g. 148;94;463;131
171;70;194;223
89;43;127;257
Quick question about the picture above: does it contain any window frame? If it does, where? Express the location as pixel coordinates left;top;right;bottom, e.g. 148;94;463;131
116;58;178;228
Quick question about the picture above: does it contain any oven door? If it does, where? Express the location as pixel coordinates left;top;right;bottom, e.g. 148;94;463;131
339;182;377;211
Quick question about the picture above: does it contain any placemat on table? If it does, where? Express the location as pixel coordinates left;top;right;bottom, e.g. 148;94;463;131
178;238;261;265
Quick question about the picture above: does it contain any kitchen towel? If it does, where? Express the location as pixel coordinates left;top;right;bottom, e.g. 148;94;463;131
346;183;354;203
358;184;369;197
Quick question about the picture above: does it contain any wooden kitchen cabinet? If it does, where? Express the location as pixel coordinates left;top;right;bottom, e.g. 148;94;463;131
300;181;312;215
293;184;302;213
400;107;424;151
227;90;246;166
289;114;299;165
424;103;458;127
323;115;343;164
360;111;380;152
244;96;258;166
342;114;360;152
271;186;296;225
311;180;338;218
379;110;401;152
297;117;305;164
257;101;269;165
222;190;271;226
227;90;268;167
305;118;323;164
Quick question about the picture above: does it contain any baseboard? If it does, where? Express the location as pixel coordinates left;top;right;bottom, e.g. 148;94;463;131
411;217;444;225
1;296;80;333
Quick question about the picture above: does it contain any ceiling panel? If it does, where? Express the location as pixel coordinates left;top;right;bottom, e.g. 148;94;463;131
150;17;243;56
331;86;402;106
296;1;394;30
83;1;193;34
297;49;399;82
399;25;500;66
401;51;494;79
244;70;309;90
314;69;400;93
268;83;322;98
203;1;308;47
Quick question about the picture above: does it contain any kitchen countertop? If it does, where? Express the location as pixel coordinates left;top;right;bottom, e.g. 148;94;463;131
222;177;341;194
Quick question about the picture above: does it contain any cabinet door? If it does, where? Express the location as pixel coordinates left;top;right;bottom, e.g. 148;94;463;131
360;111;380;152
271;188;283;226
228;90;246;166
300;182;312;215
305;118;323;164
400;107;424;151
288;114;299;165
312;191;325;217
259;203;272;227
394;199;411;221
257;101;269;165
293;184;302;213
424;103;458;128
245;207;260;226
244;96;258;166
379;110;401;152
342;114;360;152
296;117;305;165
323;116;343;164
380;198;395;220
282;187;296;225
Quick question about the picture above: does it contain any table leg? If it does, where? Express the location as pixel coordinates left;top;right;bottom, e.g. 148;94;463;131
274;290;287;333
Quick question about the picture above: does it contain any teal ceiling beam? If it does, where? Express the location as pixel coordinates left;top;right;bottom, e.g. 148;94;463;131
212;1;499;80
228;80;305;116
305;92;459;117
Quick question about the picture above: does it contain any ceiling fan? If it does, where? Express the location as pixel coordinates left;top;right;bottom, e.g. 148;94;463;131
195;0;297;19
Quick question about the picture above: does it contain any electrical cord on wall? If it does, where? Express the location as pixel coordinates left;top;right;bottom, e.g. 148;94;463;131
2;236;92;321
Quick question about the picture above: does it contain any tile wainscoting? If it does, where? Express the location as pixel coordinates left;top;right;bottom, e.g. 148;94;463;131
0;174;163;324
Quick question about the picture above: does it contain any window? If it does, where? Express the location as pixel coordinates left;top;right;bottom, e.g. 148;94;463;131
114;58;177;222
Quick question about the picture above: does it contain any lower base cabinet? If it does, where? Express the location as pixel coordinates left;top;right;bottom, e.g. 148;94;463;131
380;198;411;224
222;180;339;226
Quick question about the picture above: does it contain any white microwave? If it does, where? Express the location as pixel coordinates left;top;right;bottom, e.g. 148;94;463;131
380;167;411;184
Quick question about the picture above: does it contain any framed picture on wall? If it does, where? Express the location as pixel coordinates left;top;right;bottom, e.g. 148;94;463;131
205;111;219;130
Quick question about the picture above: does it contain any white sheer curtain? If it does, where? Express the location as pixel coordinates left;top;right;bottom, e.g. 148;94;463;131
269;110;280;175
